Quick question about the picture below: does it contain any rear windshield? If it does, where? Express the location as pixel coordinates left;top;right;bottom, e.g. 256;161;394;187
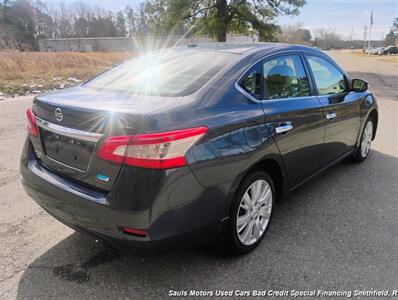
84;49;238;97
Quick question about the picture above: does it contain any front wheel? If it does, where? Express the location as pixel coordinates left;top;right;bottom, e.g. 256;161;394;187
225;171;275;255
353;118;374;162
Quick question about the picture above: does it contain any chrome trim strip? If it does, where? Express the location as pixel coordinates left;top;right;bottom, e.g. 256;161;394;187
235;82;261;103
35;117;103;143
46;155;86;173
235;80;316;104
28;161;107;203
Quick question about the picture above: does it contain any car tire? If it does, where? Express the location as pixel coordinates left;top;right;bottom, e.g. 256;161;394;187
352;117;374;162
225;170;275;255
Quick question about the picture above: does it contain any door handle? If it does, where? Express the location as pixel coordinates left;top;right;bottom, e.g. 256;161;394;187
326;112;337;120
275;124;293;134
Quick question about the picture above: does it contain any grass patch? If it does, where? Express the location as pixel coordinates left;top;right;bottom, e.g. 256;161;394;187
381;56;398;64
350;50;366;56
0;52;136;97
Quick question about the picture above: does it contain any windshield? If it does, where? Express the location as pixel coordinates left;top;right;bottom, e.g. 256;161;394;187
84;49;238;97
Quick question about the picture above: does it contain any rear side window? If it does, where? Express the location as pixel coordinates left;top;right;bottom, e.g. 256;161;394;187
84;50;238;97
238;65;262;100
263;55;310;100
306;55;346;95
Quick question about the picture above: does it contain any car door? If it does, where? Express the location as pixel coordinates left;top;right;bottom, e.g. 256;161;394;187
260;53;326;189
304;55;361;165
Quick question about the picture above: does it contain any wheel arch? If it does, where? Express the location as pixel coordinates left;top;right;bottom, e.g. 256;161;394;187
219;156;287;238
368;109;378;140
238;157;286;204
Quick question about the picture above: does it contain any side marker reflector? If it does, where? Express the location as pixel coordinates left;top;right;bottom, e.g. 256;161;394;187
122;227;147;237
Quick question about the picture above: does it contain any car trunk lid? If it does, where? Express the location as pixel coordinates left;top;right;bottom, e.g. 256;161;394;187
30;90;145;192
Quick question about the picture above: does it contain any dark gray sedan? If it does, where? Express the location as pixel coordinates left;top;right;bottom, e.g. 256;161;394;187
20;43;378;255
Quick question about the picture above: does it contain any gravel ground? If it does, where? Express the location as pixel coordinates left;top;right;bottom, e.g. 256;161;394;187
0;50;397;299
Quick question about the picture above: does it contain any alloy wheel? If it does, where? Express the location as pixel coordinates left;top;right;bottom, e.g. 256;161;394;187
236;179;273;246
361;121;373;158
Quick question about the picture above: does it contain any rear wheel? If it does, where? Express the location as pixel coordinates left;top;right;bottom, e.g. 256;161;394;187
226;171;275;255
353;118;374;162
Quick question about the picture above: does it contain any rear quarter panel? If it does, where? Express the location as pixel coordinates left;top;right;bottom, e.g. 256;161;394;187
185;88;284;217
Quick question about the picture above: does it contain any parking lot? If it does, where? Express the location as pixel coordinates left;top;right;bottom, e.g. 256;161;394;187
0;50;397;299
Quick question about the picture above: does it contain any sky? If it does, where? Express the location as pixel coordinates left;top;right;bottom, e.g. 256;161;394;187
43;0;397;40
278;0;397;40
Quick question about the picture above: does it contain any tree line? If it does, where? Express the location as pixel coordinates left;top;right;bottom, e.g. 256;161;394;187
384;17;398;46
0;0;307;51
1;0;142;50
2;0;394;52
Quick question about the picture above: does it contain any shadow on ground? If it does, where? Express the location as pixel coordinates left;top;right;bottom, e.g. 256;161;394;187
17;151;398;299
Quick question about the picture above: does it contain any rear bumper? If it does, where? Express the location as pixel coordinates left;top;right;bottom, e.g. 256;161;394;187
20;139;227;255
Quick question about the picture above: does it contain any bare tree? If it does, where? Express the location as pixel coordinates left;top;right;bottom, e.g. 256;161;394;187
277;22;312;45
124;6;136;37
313;27;342;49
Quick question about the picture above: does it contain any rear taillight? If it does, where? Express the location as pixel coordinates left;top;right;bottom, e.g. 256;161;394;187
97;127;208;169
26;107;39;137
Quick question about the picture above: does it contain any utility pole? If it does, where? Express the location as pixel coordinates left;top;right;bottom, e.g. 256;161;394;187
363;25;368;50
367;10;374;50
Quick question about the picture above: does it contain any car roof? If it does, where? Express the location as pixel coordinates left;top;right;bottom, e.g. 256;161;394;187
182;42;320;56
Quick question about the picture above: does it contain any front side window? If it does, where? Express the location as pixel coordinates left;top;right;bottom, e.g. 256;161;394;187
306;55;346;95
263;55;310;100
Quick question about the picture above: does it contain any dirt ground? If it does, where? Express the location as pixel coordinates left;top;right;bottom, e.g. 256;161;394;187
0;50;397;299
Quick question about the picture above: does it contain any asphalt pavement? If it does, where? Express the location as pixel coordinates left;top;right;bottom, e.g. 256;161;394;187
0;50;397;299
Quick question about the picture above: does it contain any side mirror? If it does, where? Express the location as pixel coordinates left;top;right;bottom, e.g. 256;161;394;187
351;78;368;92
